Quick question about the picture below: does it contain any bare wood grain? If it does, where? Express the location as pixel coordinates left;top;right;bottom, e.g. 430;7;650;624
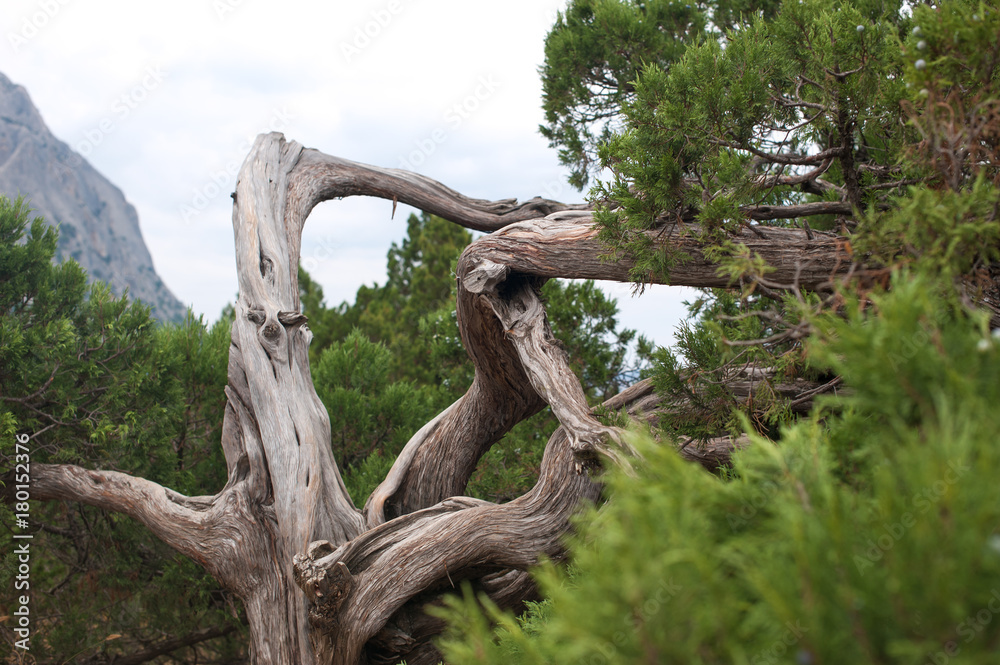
6;133;866;665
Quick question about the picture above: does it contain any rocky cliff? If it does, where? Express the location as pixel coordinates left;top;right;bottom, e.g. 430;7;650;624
0;72;186;323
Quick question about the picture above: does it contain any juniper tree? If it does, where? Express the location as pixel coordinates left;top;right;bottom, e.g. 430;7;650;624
1;0;997;662
542;0;1000;442
436;0;1000;661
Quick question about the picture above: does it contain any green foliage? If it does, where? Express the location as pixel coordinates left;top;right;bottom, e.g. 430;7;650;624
579;0;1000;287
807;275;996;479
544;279;647;402
301;212;473;385
549;0;1000;448
901;1;1000;190
437;275;1000;664
540;0;709;189
652;291;770;437
856;178;1000;283
299;265;341;357
313;329;432;482
0;196;242;662
465;416;552;504
1;196;171;469
539;0;789;190
341;450;397;509
436;3;1000;661
588;0;919;282
644;283;829;449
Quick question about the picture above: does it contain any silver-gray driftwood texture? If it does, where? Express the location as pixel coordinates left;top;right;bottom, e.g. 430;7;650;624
27;133;864;664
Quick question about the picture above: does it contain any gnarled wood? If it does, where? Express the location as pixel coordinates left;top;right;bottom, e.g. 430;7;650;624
467;211;855;291
7;133;870;664
286;151;591;235
25;463;257;584
295;426;602;665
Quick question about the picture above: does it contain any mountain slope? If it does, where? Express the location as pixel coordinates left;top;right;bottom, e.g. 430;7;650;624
0;71;185;323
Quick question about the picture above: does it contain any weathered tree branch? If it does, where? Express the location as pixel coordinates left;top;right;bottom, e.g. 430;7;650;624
286;150;591;235
293;166;847;661
461;262;631;468
742;200;855;220
463;211;855;291
295;425;602;665
6;132;877;665
109;624;241;665
25;464;246;583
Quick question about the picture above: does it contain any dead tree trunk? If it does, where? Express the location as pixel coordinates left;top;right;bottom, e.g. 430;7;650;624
18;132;866;664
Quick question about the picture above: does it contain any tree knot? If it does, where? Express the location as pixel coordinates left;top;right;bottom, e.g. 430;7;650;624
262;322;281;341
462;260;509;294
293;542;354;631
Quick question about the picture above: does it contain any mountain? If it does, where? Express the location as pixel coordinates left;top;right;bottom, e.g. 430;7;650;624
0;72;186;323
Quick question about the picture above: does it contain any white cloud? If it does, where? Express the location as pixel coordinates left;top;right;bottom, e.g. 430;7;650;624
3;0;688;348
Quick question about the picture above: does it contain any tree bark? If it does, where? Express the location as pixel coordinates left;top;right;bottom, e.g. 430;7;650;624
7;132;873;664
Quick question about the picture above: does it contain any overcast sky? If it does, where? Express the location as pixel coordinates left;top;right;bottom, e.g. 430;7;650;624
4;0;694;348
